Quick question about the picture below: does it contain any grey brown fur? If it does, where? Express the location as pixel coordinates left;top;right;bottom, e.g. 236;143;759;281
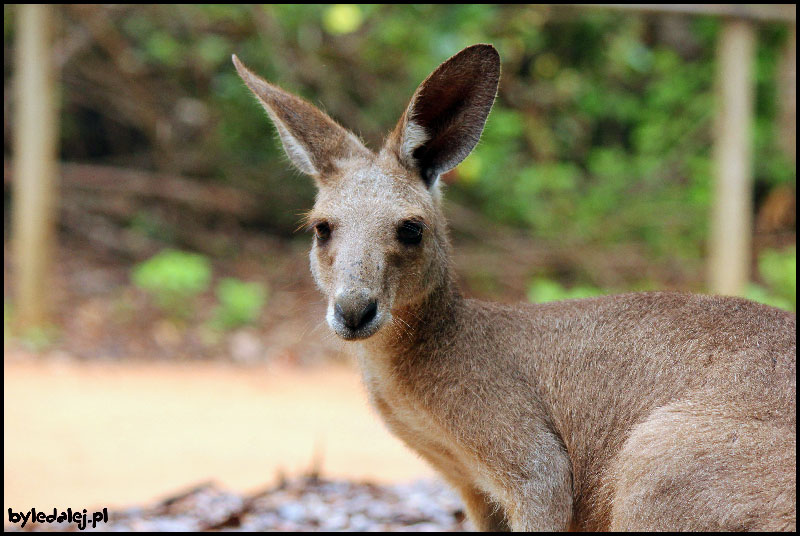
234;45;796;531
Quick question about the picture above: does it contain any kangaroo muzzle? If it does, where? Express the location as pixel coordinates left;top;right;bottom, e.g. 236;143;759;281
328;288;385;340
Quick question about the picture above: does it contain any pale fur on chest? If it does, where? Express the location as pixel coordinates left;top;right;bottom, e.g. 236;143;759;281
356;345;493;489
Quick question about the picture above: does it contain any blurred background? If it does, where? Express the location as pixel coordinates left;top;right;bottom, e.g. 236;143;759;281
4;3;796;525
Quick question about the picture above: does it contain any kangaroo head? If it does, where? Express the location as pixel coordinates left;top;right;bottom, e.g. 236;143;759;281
234;44;500;340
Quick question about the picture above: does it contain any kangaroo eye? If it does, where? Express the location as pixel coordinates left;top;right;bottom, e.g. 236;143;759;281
314;222;331;243
397;220;424;245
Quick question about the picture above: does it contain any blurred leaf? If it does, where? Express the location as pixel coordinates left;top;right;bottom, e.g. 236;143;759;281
195;34;230;67
755;247;796;310
527;278;605;303
212;278;269;330
744;284;794;312
145;31;181;66
323;4;363;35
19;324;60;352
458;153;483;184
132;250;212;319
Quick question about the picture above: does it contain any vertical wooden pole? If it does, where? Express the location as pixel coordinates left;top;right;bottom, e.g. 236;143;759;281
777;24;796;164
708;19;756;296
12;4;59;330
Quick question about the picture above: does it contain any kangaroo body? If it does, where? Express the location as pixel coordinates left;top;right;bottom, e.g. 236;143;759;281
233;45;796;531
361;290;795;531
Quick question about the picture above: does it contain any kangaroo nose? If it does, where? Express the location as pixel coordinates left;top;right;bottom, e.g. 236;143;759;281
334;296;378;331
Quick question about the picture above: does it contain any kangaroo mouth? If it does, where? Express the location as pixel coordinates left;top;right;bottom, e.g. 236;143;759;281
329;316;386;340
327;306;387;341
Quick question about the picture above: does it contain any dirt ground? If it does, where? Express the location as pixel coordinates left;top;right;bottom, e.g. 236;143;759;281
3;355;434;514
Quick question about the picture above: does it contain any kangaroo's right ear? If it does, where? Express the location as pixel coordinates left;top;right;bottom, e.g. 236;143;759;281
233;55;368;181
386;44;500;187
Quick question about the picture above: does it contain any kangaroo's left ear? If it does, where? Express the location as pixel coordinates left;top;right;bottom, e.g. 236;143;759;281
233;54;369;183
385;44;500;187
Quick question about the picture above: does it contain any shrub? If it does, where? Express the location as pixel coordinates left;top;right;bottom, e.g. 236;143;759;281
527;278;605;304
132;249;212;319
745;247;796;311
212;278;268;330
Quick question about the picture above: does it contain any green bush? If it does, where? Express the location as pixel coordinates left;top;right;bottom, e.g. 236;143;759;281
212;278;268;330
527;278;605;304
132;249;212;318
745;247;796;311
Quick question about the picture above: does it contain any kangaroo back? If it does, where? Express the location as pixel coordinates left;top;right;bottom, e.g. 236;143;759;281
234;45;796;531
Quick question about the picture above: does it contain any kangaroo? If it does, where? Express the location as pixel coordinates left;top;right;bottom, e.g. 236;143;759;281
233;44;796;531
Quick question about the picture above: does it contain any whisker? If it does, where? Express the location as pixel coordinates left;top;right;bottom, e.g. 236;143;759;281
391;316;414;343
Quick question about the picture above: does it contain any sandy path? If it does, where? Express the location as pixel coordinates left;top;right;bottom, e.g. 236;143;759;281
3;358;434;512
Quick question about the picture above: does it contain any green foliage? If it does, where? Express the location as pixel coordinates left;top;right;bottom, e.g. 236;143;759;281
128;211;175;242
322;4;364;35
745;247;796;311
131;249;268;328
6;6;794;259
211;278;268;330
527;278;606;304
453;14;728;259
18;324;61;352
132;250;212;318
3;301;60;350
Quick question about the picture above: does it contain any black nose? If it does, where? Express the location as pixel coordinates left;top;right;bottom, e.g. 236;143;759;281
335;299;378;331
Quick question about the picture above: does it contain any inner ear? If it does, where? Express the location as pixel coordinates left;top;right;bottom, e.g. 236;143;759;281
410;74;480;175
390;44;501;187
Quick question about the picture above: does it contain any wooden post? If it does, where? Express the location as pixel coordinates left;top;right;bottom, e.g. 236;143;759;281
777;24;796;164
708;19;756;296
12;4;59;330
